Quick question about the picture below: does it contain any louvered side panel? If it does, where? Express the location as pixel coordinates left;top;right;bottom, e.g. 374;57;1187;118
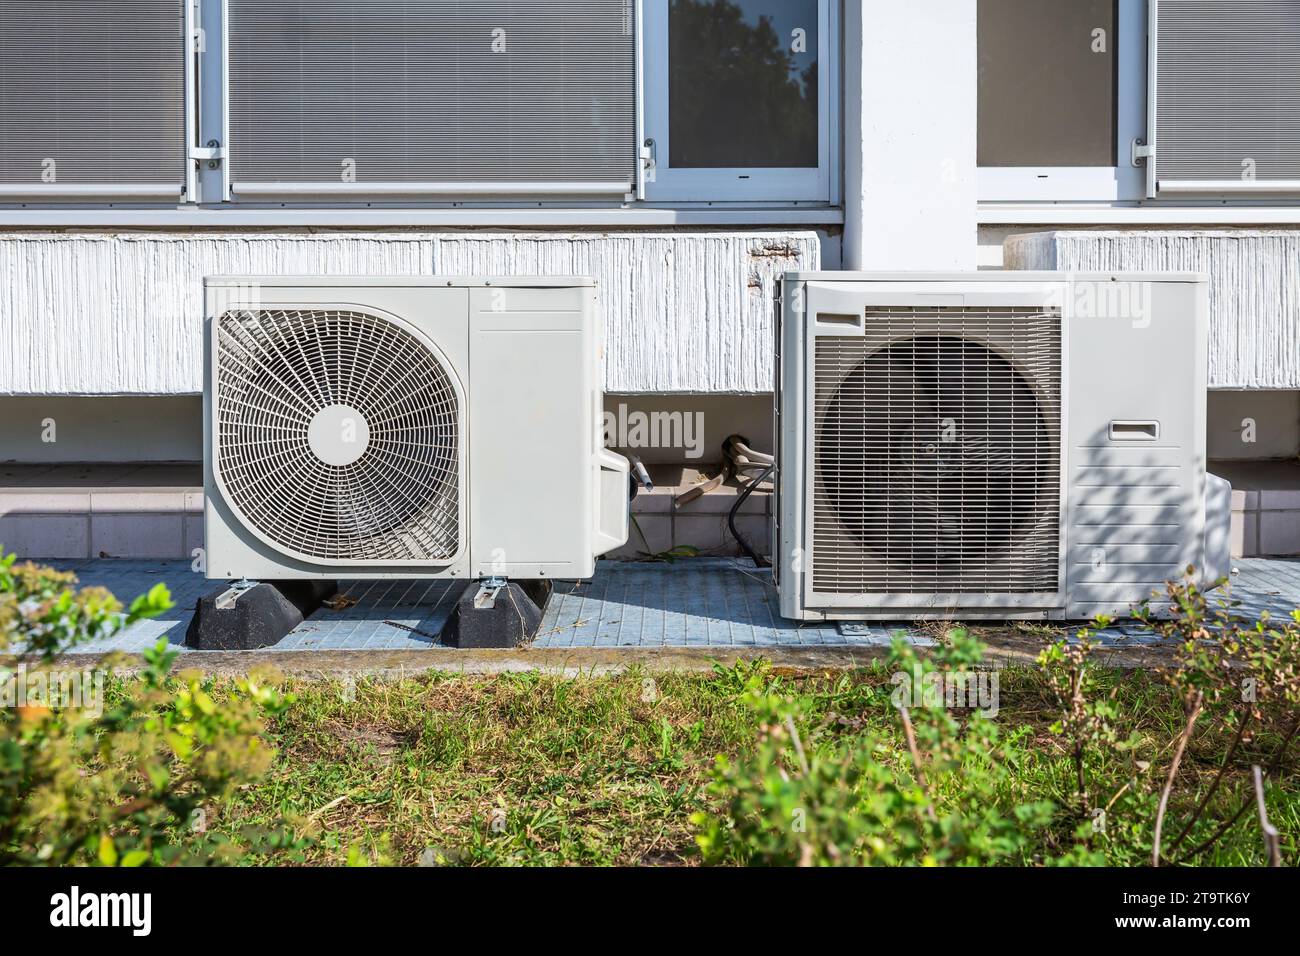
228;0;636;191
1155;0;1300;186
1067;446;1192;603
0;1;186;191
811;308;1063;595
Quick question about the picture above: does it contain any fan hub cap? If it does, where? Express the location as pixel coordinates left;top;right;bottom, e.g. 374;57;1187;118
308;404;370;467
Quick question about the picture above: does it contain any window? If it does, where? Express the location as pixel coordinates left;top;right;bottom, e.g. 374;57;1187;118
978;0;1144;201
643;0;833;201
1152;0;1300;194
226;1;637;197
0;0;188;199
980;0;1116;167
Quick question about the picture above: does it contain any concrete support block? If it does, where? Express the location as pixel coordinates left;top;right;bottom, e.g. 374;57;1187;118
183;514;205;559
185;580;338;651
617;514;673;559
672;516;734;554
442;580;551;649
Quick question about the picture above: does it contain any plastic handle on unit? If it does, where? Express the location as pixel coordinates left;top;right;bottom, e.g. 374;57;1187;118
1109;420;1160;441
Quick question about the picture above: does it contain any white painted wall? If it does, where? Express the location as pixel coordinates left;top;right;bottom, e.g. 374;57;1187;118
603;393;773;465
0;396;202;462
843;0;977;270
0;231;818;397
1207;391;1300;459
1006;230;1300;389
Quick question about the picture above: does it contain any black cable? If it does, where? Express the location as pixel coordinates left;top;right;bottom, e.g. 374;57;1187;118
728;464;773;568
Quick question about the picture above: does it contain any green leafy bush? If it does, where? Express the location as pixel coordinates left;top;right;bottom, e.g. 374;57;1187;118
0;551;293;865
693;634;1056;866
695;571;1300;867
1041;570;1300;866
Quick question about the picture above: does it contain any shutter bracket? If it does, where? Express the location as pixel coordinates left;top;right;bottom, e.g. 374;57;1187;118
191;140;226;169
1131;138;1154;168
641;138;657;173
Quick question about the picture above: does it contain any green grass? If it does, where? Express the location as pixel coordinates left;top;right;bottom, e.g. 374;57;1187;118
196;661;1299;866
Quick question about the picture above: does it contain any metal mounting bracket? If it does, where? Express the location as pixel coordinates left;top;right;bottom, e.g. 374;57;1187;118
474;576;508;609
190;141;227;167
641;139;656;173
214;577;258;610
1131;138;1154;168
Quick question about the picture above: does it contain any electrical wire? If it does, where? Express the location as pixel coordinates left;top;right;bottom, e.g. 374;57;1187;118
728;463;774;568
722;434;774;568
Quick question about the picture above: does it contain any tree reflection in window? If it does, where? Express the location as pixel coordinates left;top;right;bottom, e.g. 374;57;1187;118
669;0;818;169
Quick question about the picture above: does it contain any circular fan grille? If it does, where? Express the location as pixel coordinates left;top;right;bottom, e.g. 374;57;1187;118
817;334;1056;573
215;309;460;562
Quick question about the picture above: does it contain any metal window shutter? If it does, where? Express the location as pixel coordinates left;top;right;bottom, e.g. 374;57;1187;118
0;1;186;197
1154;0;1300;192
228;0;636;195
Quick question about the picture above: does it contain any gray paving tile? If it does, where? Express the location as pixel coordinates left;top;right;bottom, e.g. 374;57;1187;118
28;557;1300;654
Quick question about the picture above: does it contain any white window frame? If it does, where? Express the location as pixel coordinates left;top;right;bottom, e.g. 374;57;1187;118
641;0;835;203
978;0;1146;203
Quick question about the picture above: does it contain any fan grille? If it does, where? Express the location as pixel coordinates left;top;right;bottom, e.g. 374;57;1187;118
215;308;460;563
812;307;1062;594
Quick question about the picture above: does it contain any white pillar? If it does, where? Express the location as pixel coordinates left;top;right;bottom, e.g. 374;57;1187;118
843;1;978;271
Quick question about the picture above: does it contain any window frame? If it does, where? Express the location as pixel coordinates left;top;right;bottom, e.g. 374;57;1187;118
640;0;836;203
978;0;1146;203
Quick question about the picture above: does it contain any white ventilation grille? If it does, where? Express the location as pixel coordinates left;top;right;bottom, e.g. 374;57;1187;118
215;309;461;563
812;307;1062;594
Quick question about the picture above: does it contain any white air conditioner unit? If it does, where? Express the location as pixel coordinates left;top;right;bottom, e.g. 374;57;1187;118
203;276;629;581
775;272;1227;622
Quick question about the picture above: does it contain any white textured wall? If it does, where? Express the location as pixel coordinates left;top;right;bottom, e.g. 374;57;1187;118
1005;230;1300;389
843;0;977;270
0;234;432;395
0;231;818;396
430;233;817;392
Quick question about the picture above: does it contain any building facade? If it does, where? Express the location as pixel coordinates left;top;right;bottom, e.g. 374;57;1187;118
1;0;1298;560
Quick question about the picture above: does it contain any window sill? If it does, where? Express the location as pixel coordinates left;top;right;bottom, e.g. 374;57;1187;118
980;202;1300;226
0;204;845;229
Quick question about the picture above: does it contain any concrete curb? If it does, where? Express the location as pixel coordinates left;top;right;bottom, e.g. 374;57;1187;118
33;637;1176;678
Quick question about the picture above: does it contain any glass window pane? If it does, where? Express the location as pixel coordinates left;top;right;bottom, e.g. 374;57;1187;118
978;0;1117;167
669;0;819;169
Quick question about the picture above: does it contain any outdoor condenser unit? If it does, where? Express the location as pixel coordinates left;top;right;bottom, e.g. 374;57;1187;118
203;277;629;582
775;272;1230;622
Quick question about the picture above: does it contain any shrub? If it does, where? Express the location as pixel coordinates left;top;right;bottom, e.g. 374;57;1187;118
1040;569;1300;866
696;571;1300;867
692;634;1056;866
0;551;293;865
